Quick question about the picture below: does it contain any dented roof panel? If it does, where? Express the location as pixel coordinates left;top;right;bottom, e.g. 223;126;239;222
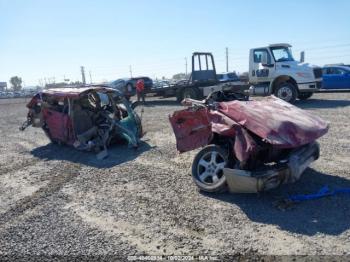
218;96;329;148
39;86;117;98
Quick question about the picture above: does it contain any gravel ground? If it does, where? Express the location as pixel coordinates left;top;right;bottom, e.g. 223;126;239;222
0;93;350;260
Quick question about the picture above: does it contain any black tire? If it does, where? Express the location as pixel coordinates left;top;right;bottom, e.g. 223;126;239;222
176;90;183;102
298;92;313;100
182;87;200;100
274;82;297;103
191;144;229;193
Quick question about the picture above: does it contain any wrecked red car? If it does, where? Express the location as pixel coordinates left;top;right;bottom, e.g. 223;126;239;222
169;91;329;193
20;86;143;159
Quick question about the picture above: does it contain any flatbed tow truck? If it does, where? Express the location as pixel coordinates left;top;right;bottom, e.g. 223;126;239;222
145;52;249;102
146;44;326;103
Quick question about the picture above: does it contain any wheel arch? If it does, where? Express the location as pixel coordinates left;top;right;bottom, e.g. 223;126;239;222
271;75;298;93
209;133;235;160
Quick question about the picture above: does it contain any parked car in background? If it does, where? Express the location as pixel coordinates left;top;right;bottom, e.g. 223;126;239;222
6;92;14;98
152;80;171;89
13;91;21;98
217;72;240;83
322;66;350;89
109;77;153;99
174;79;189;86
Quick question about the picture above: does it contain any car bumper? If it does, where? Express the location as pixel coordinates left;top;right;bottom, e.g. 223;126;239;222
298;80;322;91
224;142;320;193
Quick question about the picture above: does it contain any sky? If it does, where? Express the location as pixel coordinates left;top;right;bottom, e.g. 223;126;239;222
1;0;350;87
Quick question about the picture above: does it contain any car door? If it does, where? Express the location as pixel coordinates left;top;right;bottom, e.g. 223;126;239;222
344;69;350;89
337;68;350;89
322;68;330;89
250;49;272;84
323;67;340;89
42;98;70;142
169;108;212;153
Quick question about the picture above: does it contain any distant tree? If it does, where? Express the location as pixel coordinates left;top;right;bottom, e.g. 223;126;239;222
10;76;22;91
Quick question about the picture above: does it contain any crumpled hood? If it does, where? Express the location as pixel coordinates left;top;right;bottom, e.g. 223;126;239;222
218;96;329;148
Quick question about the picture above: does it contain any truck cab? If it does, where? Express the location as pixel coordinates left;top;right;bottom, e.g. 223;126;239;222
249;43;322;103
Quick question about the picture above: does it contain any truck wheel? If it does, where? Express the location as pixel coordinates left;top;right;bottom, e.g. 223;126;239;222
176;91;183;102
182;87;200;100
274;82;297;103
298;92;313;100
191;145;228;193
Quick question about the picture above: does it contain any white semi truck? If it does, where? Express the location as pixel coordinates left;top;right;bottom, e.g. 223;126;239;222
248;43;322;103
148;43;322;103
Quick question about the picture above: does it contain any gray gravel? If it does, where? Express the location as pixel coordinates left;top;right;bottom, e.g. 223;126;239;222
0;93;350;259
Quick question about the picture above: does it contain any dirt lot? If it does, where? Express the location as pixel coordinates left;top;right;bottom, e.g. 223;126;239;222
0;93;350;259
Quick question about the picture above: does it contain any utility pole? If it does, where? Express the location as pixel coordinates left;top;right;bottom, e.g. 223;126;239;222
300;51;305;63
89;71;92;84
185;57;188;76
225;47;229;72
129;65;133;78
81;66;86;84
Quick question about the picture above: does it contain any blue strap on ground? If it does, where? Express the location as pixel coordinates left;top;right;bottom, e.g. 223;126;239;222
288;186;350;202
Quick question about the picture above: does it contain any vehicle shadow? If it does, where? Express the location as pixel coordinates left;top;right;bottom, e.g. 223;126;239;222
202;168;350;236
295;98;350;109
30;140;153;168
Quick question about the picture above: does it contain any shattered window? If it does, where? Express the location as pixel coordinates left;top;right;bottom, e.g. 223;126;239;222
98;92;110;107
45;96;66;113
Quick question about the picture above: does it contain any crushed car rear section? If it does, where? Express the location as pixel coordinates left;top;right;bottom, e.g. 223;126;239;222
20;86;143;158
169;94;329;193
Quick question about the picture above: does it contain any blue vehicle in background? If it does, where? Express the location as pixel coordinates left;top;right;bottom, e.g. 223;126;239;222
322;65;350;89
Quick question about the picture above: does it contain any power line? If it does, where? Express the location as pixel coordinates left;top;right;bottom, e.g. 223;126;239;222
299;43;350;51
308;54;350;60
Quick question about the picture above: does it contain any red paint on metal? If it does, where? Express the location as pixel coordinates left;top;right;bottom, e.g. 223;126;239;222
218;96;328;148
169;108;212;152
169;96;328;162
